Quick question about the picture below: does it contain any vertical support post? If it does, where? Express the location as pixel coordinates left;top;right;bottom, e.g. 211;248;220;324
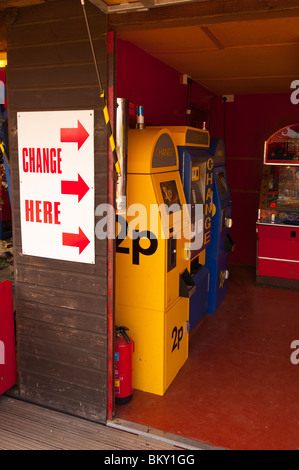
107;30;116;421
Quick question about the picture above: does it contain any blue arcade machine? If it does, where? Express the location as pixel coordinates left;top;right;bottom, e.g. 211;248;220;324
205;138;234;314
0;105;12;240
172;126;213;332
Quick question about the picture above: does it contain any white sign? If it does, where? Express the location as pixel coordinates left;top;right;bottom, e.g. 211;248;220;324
17;110;95;264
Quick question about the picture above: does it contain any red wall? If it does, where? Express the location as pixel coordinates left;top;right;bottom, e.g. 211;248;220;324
116;39;220;132
116;39;299;266
223;94;299;265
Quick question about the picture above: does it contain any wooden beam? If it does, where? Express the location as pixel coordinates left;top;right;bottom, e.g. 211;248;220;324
109;0;299;32
0;0;45;10
200;25;224;49
0;14;7;50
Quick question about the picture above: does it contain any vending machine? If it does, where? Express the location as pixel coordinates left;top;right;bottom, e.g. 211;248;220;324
171;126;213;331
0;104;12;240
115;127;194;396
256;123;299;289
205;138;234;314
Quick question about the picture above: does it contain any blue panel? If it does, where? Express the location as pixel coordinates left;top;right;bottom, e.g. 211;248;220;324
205;138;233;314
178;137;233;318
189;265;210;331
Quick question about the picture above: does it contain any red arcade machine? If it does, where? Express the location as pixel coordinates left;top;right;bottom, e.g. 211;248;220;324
256;123;299;289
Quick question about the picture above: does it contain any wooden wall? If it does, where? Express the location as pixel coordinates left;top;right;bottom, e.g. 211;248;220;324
6;0;110;422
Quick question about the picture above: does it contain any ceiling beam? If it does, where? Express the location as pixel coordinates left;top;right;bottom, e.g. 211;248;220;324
0;0;46;11
89;0;148;14
89;0;205;14
109;0;299;32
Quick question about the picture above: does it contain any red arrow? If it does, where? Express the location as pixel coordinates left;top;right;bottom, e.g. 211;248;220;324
60;120;89;150
62;227;90;254
61;174;90;202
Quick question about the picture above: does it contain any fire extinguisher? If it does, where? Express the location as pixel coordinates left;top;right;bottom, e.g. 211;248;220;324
115;325;134;405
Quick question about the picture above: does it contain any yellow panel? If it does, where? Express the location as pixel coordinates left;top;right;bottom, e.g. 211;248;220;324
116;169;190;312
0;51;7;68
164;300;188;392
127;127;179;174
151;171;190;310
115;127;191;396
115;299;188;396
115;303;165;395
167;126;210;148
116;172;165;312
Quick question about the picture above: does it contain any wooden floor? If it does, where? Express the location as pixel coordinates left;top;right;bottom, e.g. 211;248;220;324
0;395;203;450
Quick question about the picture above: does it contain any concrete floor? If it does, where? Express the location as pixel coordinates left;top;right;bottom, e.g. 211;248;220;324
116;264;299;450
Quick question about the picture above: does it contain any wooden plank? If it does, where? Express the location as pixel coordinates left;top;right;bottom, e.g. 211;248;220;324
7;87;106;111
0;0;44;11
0;396;185;450
8;63;103;90
17;341;107;379
15;283;107;314
8;38;107;68
17;320;107;353
109;0;299;32
17;354;107;390
7;0;110;422
15;265;107;295
15;300;106;332
6;0;105;27
13;250;108;275
8;15;106;48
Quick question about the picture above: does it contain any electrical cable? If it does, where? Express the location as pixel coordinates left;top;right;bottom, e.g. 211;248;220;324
80;0;120;175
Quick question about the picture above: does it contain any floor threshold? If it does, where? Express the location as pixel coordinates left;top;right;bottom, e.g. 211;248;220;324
107;418;223;451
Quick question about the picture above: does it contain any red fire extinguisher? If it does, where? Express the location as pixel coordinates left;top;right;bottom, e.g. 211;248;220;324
115;325;134;405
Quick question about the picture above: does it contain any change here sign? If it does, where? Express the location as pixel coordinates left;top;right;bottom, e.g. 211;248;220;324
17;110;95;264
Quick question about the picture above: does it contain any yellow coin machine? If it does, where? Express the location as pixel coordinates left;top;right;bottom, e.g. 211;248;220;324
115;125;195;396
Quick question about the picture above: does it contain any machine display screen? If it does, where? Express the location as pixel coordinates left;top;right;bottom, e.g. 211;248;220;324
160;180;181;211
191;162;205;203
266;166;299;211
190;162;206;221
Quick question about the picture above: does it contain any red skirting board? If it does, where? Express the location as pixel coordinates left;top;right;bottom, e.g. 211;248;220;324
256;223;299;288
